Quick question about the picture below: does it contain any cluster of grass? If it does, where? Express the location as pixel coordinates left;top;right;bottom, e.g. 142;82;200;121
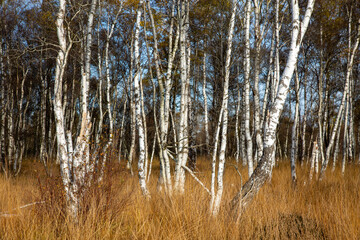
0;157;359;239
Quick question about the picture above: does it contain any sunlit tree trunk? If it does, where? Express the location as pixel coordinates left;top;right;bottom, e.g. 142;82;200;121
54;0;75;217
230;0;315;219
290;69;300;184
127;36;136;173
309;141;318;181
210;0;236;216
133;0;150;197
13;68;28;173
146;0;177;193
235;81;241;164
342;93;349;175
253;0;263;162
317;25;326;167
332;110;344;171
96;21;103;146
40;56;48;166
175;0;190;193
244;0;253;177
301;67;307;164
54;0;97;219
203;50;210;155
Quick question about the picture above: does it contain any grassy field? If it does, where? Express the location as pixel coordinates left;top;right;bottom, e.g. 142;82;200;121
0;157;359;239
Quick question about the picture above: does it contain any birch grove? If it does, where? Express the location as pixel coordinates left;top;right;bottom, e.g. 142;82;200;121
2;0;360;223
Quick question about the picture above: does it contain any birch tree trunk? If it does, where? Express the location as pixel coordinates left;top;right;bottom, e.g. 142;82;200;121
290;69;300;184
53;0;97;219
342;93;349;175
146;0;177;193
0;53;5;170
175;0;190;193
332;109;344;171
8;87;14;172
203;50;210;155
230;0;315;219
244;0;253;177
210;0;237;216
301;66;308;164
253;0;263;162
127;36;136;172
54;0;76;217
96;23;103;146
235;81;241;164
103;0;122;155
133;0;150;197
317;25;326;167
309;141;318;181
40;60;48;166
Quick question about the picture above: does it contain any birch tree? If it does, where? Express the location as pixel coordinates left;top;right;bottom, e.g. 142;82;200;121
290;68;300;184
175;0;190;193
210;0;237;216
244;0;253;177
133;0;150;197
230;0;315;218
53;0;97;219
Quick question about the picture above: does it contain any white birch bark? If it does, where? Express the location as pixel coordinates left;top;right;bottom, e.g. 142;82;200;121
290;69;300;184
146;0;177;193
13;68;28;173
240;99;246;166
342;94;349;175
54;0;76;217
309;141;318;181
40;62;48;165
103;0;122;154
96;22;104;146
272;0;280;104
301;67;307;164
203;50;210;155
175;0;189;193
7;58;14;169
133;0;150;197
118;96;127;163
317;25;326;168
230;0;315;218
127;35;136;171
53;0;97;219
244;0;253;177
253;0;263;162
332;109;344;171
235;82;241;164
261;34;275;131
211;0;237;216
348;77;354;160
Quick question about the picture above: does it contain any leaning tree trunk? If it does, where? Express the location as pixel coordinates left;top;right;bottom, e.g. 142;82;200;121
230;0;315;220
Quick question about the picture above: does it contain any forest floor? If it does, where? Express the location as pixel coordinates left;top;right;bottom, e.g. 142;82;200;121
0;157;359;239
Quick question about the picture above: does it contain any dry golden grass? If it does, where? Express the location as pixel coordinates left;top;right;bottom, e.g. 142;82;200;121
0;157;359;239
